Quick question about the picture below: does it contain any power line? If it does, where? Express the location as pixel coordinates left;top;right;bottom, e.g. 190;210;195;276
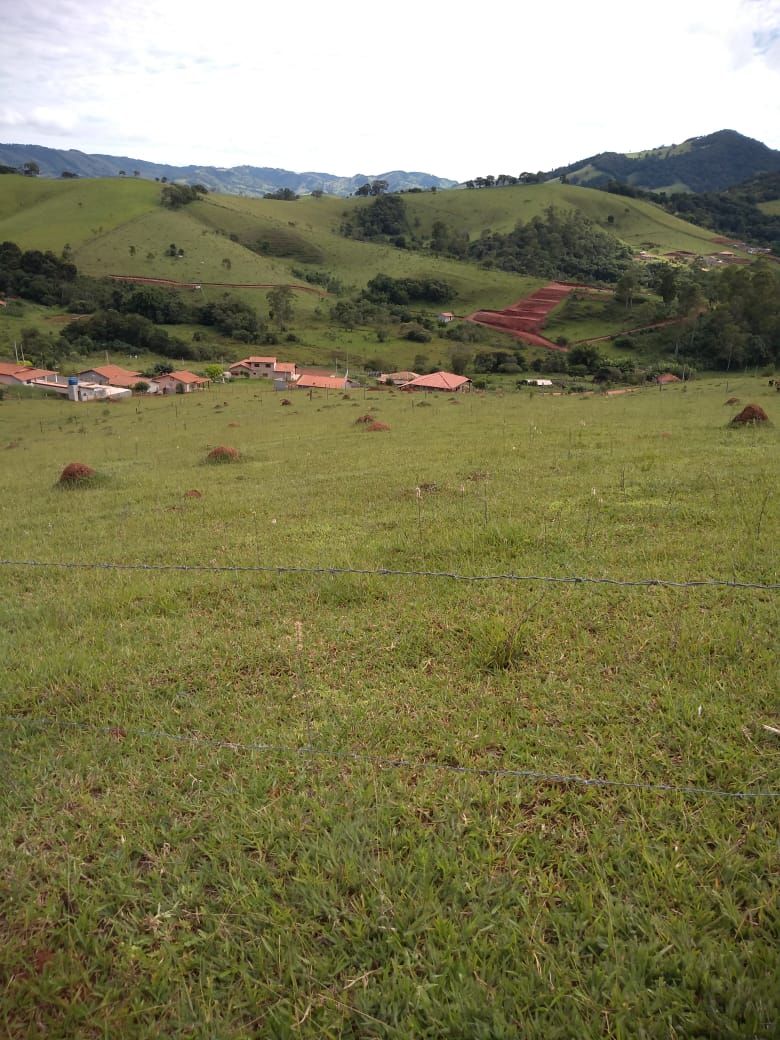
1;559;777;591
4;715;778;801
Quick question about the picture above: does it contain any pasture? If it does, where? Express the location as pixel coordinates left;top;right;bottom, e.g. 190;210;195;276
1;378;778;1038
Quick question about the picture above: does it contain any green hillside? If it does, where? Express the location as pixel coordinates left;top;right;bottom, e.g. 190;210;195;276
0;176;160;251
2;175;777;378
549;130;780;193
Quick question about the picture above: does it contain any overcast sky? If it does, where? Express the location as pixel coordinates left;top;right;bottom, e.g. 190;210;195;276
1;0;779;182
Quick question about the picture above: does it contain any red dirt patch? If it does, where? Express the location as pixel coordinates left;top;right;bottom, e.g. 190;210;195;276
725;397;740;405
184;489;202;498
366;422;390;432
464;282;575;350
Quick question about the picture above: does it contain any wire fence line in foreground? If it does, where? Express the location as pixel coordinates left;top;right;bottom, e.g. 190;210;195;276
3;715;778;801
1;558;778;591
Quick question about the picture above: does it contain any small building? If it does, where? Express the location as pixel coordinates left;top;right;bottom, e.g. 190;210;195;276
295;373;350;391
273;362;298;383
438;312;455;323
76;364;142;388
0;362;59;386
30;378;132;401
228;356;277;378
400;371;471;392
156;370;210;393
378;371;419;386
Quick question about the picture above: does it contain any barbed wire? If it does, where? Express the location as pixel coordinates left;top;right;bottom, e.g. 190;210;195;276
3;715;778;801
1;558;777;591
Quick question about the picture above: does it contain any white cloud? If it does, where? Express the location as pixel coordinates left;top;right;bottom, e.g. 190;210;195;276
1;0;779;179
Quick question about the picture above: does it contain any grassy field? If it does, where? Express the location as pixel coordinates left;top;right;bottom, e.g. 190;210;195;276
1;377;778;1038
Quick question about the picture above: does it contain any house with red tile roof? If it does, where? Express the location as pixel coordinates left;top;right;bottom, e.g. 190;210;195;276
76;364;142;388
228;356;277;378
156;370;210;393
0;362;59;385
401;371;471;392
273;361;298;383
295;373;350;391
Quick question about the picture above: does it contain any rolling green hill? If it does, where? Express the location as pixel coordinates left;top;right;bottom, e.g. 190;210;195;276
0;176;727;290
2;174;776;377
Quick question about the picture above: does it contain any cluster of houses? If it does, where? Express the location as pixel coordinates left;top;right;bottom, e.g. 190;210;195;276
1;354;473;402
0;362;210;401
226;357;472;393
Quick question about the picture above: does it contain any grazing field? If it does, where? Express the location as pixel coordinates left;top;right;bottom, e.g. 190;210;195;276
1;379;778;1038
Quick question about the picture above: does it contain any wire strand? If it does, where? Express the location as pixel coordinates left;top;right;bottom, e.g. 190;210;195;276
4;715;778;801
1;558;777;591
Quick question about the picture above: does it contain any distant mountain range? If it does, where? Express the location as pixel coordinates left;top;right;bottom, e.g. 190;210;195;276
1;130;779;197
0;143;457;197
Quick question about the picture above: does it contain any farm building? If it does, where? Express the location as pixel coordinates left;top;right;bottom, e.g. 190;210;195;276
156;370;210;393
0;362;59;386
378;371;419;386
295;373;351;391
28;377;132;401
76;364;142;388
273;362;298;383
228;357;277;379
401;371;471;392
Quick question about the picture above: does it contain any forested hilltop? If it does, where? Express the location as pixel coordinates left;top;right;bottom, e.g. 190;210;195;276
546;130;780;193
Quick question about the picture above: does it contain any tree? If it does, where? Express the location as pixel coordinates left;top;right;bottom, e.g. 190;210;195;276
568;345;603;373
370;179;389;196
263;188;298;201
161;183;203;209
267;285;294;329
615;269;640;309
22;161;40;177
204;363;224;382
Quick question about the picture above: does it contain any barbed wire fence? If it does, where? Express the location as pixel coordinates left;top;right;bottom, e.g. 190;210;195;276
3;714;779;800
1;557;778;590
2;557;778;803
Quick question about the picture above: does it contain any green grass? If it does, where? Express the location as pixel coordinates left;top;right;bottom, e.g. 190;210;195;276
1;378;778;1037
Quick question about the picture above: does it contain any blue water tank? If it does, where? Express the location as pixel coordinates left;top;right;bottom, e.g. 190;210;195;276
68;376;79;385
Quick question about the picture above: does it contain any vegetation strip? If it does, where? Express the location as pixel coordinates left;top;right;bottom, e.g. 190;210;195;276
6;715;778;800
1;558;777;590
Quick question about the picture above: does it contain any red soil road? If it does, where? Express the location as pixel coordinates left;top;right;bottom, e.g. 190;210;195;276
106;275;327;295
464;282;577;350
